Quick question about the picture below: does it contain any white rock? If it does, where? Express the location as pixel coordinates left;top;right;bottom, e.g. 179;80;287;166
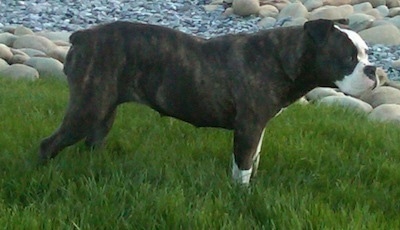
368;104;400;124
258;5;279;18
318;95;373;113
306;87;344;101
0;32;17;47
14;26;34;36
0;44;13;62
360;86;400;108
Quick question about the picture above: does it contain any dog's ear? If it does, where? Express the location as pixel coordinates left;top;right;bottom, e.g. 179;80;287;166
304;19;335;45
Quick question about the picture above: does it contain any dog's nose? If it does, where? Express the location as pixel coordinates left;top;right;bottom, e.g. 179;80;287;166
364;65;377;81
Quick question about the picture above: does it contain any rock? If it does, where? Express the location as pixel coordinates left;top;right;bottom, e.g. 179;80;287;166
323;0;351;6
353;2;373;13
0;64;39;80
306;87;344;101
318;95;373;113
359;24;400;45
13;35;57;54
0;32;17;47
47;46;70;63
17;48;47;57
376;5;389;17
368;104;400;124
309;5;353;20
366;9;384;19
303;0;323;11
0;58;9;71
282;17;308;27
14;26;34;36
387;0;400;8
348;13;374;32
388;7;400;17
223;7;235;16
297;96;309;105
258;5;279;18
232;0;260;16
360;86;400;107
277;3;308;20
369;0;386;8
9;54;30;64
261;0;290;10
35;31;72;43
0;44;13;62
24;57;66;79
392;59;400;70
211;0;224;4
389;15;400;29
203;4;220;12
257;17;277;29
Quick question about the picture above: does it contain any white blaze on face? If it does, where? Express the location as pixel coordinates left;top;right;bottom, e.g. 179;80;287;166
333;26;378;97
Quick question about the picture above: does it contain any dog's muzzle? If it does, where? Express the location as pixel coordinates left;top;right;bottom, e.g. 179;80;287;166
364;65;378;89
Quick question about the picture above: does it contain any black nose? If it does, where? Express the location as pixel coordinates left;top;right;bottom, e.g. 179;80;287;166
364;65;377;81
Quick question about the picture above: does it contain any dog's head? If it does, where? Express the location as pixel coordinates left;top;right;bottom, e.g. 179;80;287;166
304;19;378;97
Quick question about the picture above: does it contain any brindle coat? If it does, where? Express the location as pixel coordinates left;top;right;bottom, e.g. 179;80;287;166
39;20;364;180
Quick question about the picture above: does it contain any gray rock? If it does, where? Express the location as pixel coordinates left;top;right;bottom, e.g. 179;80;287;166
277;3;308;20
232;0;260;16
353;2;373;13
257;17;277;29
348;13;374;32
368;104;400;124
13;35;57;54
35;31;72;43
0;64;39;80
17;48;47;57
0;58;10;71
24;57;66;79
303;0;323;11
9;54;30;64
359;24;400;45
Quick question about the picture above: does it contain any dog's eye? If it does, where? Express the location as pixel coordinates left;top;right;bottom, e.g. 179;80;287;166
347;55;356;63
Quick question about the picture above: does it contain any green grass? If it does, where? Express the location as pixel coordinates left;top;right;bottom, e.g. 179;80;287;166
0;77;399;229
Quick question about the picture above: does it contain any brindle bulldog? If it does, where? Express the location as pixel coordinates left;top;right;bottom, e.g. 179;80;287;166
39;19;378;185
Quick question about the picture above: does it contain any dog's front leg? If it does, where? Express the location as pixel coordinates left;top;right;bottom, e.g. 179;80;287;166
232;125;266;185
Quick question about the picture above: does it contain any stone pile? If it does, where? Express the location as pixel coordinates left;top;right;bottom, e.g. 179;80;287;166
0;26;70;80
207;0;400;45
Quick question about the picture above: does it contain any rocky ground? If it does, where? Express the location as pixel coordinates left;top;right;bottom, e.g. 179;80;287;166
1;0;400;123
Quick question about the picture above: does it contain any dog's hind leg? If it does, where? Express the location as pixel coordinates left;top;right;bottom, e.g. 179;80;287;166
84;107;117;149
39;104;97;162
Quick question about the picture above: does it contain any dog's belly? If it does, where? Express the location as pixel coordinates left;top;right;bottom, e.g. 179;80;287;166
119;69;236;129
